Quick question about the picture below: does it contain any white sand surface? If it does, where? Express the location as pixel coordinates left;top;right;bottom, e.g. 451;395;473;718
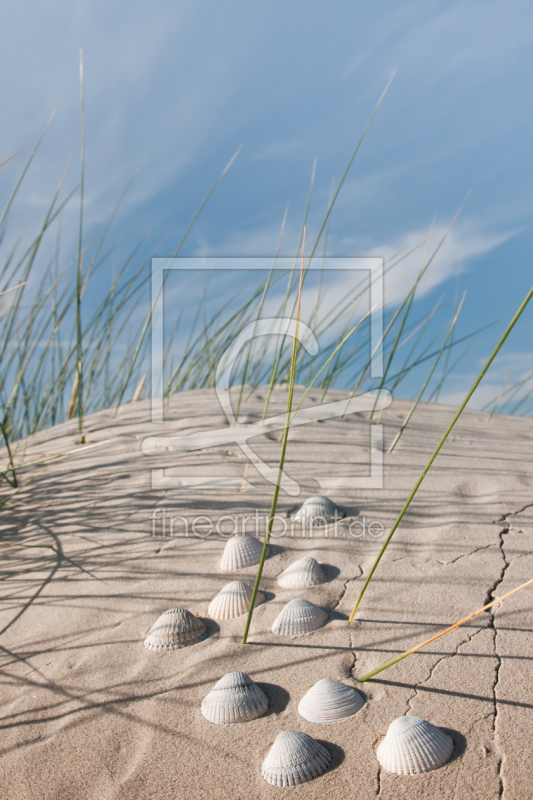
1;388;532;799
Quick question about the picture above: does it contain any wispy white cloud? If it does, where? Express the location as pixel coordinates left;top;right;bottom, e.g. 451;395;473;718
374;222;518;302
202;215;518;304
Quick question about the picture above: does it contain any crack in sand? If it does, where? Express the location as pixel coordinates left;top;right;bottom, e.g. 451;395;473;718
347;630;357;680
486;518;513;799
464;711;495;733
484;501;532;798
332;569;361;611
408;506;520;798
349;650;357;677
332;579;350;611
405;626;489;717
368;733;383;797
500;501;533;519
437;543;497;566
468;500;533;799
385;555;412;565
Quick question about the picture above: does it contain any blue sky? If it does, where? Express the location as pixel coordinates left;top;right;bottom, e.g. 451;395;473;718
1;1;533;412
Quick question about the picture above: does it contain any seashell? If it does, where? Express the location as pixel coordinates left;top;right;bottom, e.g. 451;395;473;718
208;580;265;620
143;608;207;652
293;495;344;525
261;730;331;787
220;534;266;571
277;556;326;589
271;598;327;637
298;678;365;724
201;671;268;724
376;716;454;775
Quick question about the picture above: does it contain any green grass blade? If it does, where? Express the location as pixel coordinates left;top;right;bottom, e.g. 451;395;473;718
388;292;466;453
76;50;86;443
235;203;289;420
242;232;306;645
349;282;533;622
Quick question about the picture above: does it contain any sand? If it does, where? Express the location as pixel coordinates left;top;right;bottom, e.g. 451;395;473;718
0;387;532;799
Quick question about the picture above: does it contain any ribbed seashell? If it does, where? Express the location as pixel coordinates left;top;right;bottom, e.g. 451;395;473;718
271;598;327;637
298;678;365;724
143;608;207;652
293;495;344;524
208;581;265;620
201;671;268;724
377;716;454;775
277;556;326;589
261;730;331;787
220;535;266;571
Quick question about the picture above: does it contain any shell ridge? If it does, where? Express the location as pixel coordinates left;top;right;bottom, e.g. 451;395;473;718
272;598;328;637
220;535;266;571
277;556;326;589
261;731;331;786
144;608;207;652
293;495;345;525
208;580;265;619
201;671;268;725
298;679;364;723
377;717;454;775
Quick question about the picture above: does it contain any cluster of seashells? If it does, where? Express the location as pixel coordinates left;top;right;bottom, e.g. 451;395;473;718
142;494;455;786
143;497;341;650
199;672;365;785
198;670;453;786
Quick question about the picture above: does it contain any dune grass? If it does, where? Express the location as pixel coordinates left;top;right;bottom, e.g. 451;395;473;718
349;282;533;622
0;155;471;464
0;73;529;517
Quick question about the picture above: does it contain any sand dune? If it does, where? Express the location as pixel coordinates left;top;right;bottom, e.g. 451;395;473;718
1;388;532;799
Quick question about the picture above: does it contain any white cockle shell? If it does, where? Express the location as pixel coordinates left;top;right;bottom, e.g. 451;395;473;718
293;495;344;525
376;716;454;775
298;678;365;724
143;608;207;652
220;534;266;571
271;598;327;637
261;730;331;787
207;580;265;620
201;671;268;725
277;556;326;589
